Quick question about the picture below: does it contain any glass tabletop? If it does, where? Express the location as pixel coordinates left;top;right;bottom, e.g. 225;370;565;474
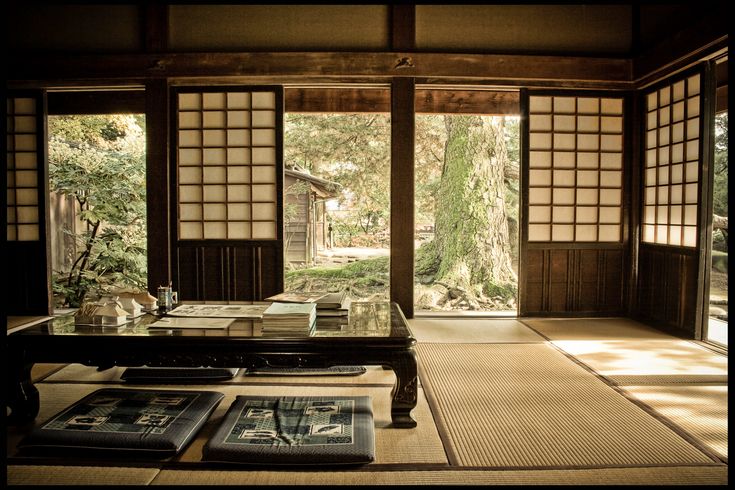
10;301;413;340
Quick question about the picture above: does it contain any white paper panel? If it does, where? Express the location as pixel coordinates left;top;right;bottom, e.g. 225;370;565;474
576;207;597;223
529;169;550;186
228;203;251;221
227;166;250;183
528;224;550;241
553;97;575;113
552;206;574;223
577;98;599;114
600;98;622;114
577;115;599;132
551;224;573;241
252;110;276;127
180;222;202;239
227;148;250;165
529;96;552;112
227;110;249;127
15;152;37;168
529;114;551;131
227;92;250;109
529;151;551;168
528;187;551;204
203;148;226;165
575;224;597;241
203;203;226;220
203;93;226;109
598;224;620;242
203;221;227;239
203;167;226;184
252;92;276;109
227;129;250;146
203;111;226;128
577;152;598;168
576;188;598;205
682;226;697;247
528;205;550;222
16;188;38;205
227;185;250;201
17;224;39;241
252;221;276;239
228;222;250;239
553;151;575;168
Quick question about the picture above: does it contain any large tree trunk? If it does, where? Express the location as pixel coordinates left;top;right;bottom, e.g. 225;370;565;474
434;115;516;301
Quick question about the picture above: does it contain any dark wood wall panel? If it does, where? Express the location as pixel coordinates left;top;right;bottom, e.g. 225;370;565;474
175;243;282;302
522;247;625;316
6;242;52;314
635;244;698;333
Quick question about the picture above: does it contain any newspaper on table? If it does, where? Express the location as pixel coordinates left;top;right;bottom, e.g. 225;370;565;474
147;317;235;329
165;304;270;319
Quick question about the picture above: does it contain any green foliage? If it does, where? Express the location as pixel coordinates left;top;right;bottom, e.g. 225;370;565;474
414;239;440;278
48;115;147;307
284;113;391;238
713;113;728;217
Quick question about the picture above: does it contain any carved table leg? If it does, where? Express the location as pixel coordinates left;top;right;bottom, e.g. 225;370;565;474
7;354;39;425
387;349;418;428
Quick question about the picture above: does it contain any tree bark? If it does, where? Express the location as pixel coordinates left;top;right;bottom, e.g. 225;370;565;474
433;115;516;299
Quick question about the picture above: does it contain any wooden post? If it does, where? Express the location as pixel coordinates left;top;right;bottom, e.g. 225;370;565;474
391;78;415;318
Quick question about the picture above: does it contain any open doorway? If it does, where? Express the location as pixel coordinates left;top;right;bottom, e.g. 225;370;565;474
282;111;391;303
48;113;147;310
706;110;728;346
414;112;520;316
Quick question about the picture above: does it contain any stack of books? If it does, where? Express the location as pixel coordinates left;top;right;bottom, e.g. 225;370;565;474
261;302;317;336
316;291;352;318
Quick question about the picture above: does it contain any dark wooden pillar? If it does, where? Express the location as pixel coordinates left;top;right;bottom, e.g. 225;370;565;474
390;78;415;318
390;5;416;318
145;79;171;293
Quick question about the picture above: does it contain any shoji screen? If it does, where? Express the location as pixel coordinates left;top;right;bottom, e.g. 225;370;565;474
171;86;283;301
523;92;627;315
642;73;701;247
528;95;624;243
635;68;707;334
5;92;51;314
177;90;278;241
7;97;41;242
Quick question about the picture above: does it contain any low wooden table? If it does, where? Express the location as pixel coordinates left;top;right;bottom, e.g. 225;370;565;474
6;302;418;428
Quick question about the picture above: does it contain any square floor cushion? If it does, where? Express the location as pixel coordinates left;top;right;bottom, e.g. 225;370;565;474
203;395;375;465
121;367;240;383
17;388;224;456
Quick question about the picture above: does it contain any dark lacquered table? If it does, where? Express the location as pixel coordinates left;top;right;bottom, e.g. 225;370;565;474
7;302;418;428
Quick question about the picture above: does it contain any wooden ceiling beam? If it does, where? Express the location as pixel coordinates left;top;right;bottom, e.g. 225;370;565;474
285;87;520;114
7;52;632;89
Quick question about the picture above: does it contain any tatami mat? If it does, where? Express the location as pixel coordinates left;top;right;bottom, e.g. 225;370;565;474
520;318;728;383
521;317;676;341
417;343;715;468
7;465;160;486
43;364;396;386
149;465;729;486
7;382;447;466
30;363;68;382
621;384;728;461
409;318;544;343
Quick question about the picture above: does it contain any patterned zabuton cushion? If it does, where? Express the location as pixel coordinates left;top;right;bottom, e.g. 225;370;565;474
18;388;224;455
203;395;375;464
